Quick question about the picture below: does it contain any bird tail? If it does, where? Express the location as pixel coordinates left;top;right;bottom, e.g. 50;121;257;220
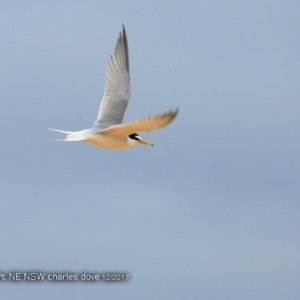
47;128;87;142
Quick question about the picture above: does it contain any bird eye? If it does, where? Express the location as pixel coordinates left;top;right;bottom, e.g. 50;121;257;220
129;133;140;140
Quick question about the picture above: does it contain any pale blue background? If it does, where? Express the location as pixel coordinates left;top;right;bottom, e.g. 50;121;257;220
0;0;299;299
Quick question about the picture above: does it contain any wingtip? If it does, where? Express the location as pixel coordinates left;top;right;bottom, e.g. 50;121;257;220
122;24;126;36
170;107;179;120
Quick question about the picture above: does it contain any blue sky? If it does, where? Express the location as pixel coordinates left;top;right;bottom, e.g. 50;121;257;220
0;0;300;299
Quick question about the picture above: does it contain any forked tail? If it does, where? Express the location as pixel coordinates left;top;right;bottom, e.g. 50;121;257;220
47;128;86;141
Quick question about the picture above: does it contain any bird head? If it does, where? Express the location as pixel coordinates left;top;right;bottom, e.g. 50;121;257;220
128;133;153;147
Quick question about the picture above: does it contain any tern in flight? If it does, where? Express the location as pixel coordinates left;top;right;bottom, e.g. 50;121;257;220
49;25;178;150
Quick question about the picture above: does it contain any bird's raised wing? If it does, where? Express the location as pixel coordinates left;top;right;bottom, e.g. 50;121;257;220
93;25;131;130
99;108;179;138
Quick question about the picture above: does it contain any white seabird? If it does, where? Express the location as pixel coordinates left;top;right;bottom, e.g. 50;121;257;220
49;25;178;150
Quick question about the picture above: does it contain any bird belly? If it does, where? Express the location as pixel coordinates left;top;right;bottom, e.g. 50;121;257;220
84;133;133;150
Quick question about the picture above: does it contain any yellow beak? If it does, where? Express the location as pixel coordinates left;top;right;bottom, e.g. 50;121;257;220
138;139;154;146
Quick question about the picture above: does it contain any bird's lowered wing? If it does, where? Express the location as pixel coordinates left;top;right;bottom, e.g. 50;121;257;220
99;108;179;138
93;25;131;130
